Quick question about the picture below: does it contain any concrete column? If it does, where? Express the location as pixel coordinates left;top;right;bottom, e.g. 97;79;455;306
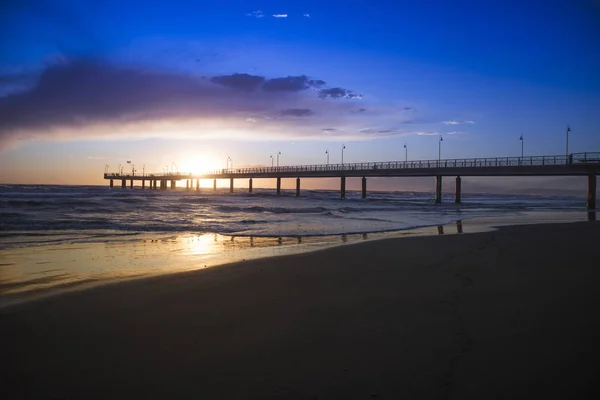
109;179;113;188
435;176;442;204
249;178;253;193
121;179;126;188
186;180;189;190
361;177;367;199
230;178;234;193
171;180;175;190
296;177;300;197
455;176;462;204
588;174;597;210
213;179;217;191
341;176;346;199
130;180;133;189
142;180;145;189
196;179;200;191
153;180;157;189
276;177;281;195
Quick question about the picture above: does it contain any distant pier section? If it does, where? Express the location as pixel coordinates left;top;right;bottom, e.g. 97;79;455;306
104;152;600;209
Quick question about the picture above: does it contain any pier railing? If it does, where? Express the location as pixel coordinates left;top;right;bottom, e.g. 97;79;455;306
104;152;600;178
205;152;600;176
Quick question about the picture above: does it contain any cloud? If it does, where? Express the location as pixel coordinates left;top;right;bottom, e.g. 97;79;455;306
273;14;288;18
0;60;380;149
280;108;312;117
416;131;440;136
246;10;265;18
443;120;475;125
303;13;310;18
210;73;265;91
318;87;362;100
446;131;463;135
263;76;312;92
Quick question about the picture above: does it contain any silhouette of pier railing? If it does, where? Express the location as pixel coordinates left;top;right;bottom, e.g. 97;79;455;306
103;152;599;209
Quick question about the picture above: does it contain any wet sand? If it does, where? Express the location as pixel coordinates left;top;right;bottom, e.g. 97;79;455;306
2;221;600;399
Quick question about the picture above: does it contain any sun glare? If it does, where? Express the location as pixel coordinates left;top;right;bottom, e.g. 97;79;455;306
179;158;220;174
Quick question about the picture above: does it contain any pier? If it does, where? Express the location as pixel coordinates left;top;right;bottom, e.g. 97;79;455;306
104;152;600;209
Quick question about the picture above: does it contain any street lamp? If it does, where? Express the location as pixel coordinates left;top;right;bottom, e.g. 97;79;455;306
325;150;329;165
270;155;273;168
438;135;443;162
520;135;524;160
118;164;121;176
566;124;571;157
342;144;346;166
277;151;281;168
227;157;232;171
142;164;145;177
132;164;135;176
404;143;407;163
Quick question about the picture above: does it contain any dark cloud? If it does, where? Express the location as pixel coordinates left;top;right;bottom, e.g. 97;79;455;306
352;108;366;113
0;60;368;148
262;76;327;92
280;108;312;117
210;73;265;91
263;76;310;92
322;127;338;131
318;87;362;99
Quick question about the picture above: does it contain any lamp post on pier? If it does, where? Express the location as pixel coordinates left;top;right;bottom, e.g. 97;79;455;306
270;155;273;168
566;124;571;157
227;157;232;171
142;165;145;177
341;144;346;166
404;143;407;163
118;164;121;176
277;151;281;169
520;135;524;161
438;135;443;163
326;150;329;165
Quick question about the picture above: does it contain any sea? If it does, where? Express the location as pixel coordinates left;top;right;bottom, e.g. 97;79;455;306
0;184;591;248
0;184;593;304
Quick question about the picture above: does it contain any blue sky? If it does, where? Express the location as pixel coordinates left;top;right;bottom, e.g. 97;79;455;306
0;0;599;190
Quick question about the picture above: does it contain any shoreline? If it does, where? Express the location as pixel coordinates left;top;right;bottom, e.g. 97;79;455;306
2;220;599;398
0;210;595;308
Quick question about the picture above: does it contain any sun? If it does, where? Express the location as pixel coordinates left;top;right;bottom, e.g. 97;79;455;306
179;157;220;174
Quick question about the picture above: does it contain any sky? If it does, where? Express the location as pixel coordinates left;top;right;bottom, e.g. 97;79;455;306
0;0;599;193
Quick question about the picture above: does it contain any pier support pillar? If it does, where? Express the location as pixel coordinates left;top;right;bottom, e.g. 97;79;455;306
341;176;346;199
153;180;157;189
435;175;442;204
162;180;167;190
142;180;145;189
230;178;234;193
170;180;175;190
213;179;217;191
588;174;597;210
277;177;281;195
109;179;113;188
361;177;367;199
130;180;133;189
296;177;300;197
186;179;189;190
249;178;253;193
196;179;199;191
455;176;462;204
121;179;126;189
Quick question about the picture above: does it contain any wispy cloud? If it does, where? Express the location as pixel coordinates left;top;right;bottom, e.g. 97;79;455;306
246;10;265;18
303;13;310;18
273;14;288;18
443;120;475;125
446;131;463;135
416;131;440;136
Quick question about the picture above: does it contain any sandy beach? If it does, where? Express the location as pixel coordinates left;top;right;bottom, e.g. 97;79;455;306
2;221;600;399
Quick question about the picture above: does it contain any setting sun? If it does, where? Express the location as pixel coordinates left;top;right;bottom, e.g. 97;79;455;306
179;157;220;174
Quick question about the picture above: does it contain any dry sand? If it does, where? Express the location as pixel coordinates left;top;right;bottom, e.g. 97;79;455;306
1;221;599;399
